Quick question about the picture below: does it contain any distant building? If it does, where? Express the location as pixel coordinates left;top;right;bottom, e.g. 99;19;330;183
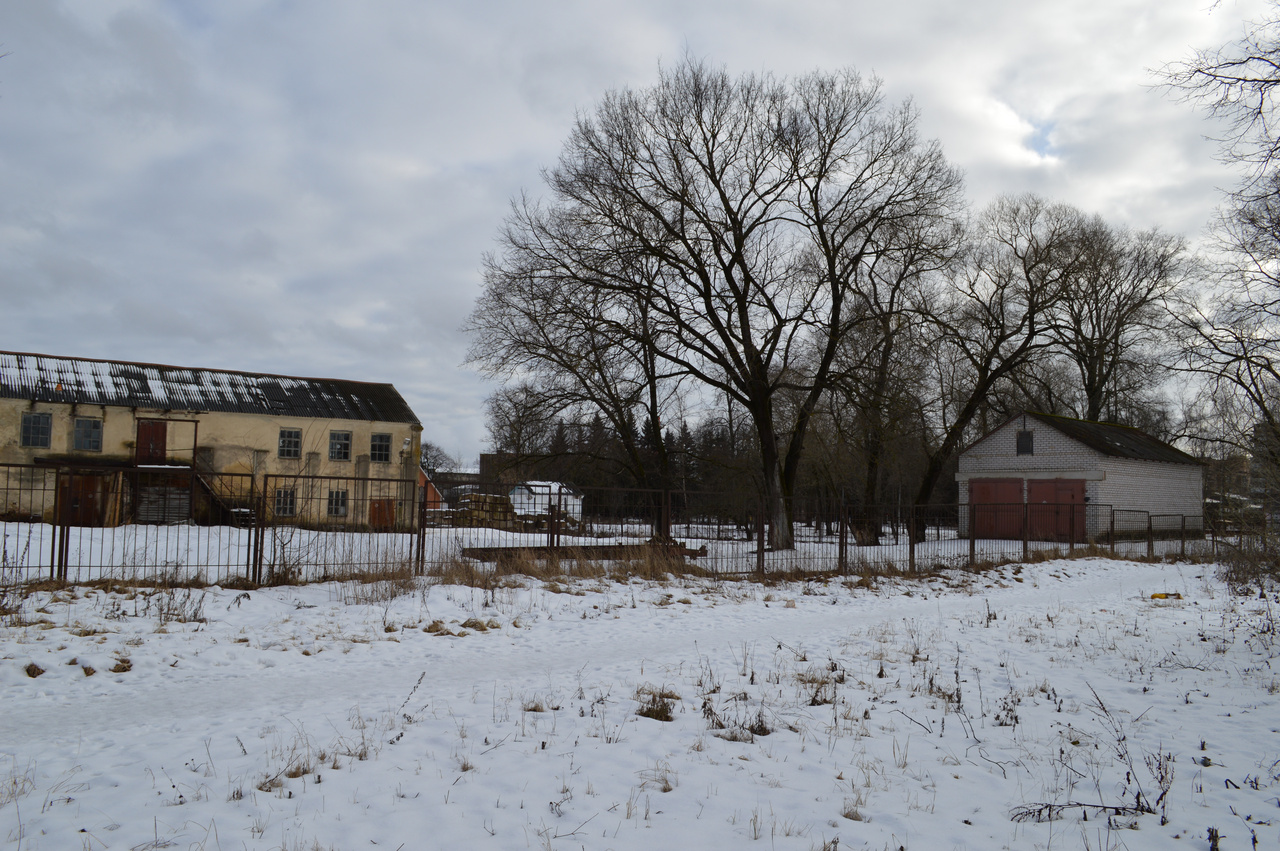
1;351;422;527
508;481;584;521
957;411;1202;540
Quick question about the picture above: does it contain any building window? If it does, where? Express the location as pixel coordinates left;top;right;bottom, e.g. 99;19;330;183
279;428;302;459
20;412;52;448
370;433;392;463
327;490;349;517
1016;430;1034;455
329;430;351;461
74;418;103;452
274;488;297;517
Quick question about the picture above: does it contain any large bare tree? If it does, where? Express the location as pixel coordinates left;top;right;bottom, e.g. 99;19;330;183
1165;4;1280;477
467;241;683;491
914;195;1087;505
471;58;963;548
1048;217;1187;424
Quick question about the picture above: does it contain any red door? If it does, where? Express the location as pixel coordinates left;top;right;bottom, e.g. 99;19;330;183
58;474;106;527
370;498;396;531
136;420;167;465
969;478;1024;539
1028;479;1086;542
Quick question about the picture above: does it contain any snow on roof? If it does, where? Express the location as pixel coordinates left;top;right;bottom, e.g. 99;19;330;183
0;351;420;425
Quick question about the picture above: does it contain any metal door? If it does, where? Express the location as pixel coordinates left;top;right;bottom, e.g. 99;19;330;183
969;478;1024;539
1027;479;1086;542
136;420;168;464
58;473;106;527
370;498;396;531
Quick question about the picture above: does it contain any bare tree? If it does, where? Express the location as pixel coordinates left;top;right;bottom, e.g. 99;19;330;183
914;195;1086;504
1165;4;1280;482
1050;217;1188;423
1163;6;1280;204
484;384;557;458
420;440;461;475
466;241;683;491
473;58;963;548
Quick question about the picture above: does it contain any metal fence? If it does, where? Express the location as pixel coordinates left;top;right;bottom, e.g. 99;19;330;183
0;464;426;584
418;481;1211;576
1;464;1217;585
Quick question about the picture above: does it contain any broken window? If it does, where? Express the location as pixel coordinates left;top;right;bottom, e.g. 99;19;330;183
370;433;392;463
279;428;302;459
74;418;103;452
329;430;351;461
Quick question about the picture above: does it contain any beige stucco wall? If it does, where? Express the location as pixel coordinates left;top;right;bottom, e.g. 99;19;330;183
0;398;143;467
1;398;419;474
1;397;422;525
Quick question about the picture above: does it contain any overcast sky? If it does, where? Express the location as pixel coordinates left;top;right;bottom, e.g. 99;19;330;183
0;0;1267;463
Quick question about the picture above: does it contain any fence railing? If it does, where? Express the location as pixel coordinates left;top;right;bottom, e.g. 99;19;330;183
1;465;1215;584
0;464;425;584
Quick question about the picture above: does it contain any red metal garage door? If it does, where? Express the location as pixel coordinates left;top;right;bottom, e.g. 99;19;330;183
1027;479;1086;542
969;478;1024;539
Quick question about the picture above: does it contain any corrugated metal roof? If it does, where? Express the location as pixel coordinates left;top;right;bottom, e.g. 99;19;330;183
0;351;421;425
1025;412;1199;465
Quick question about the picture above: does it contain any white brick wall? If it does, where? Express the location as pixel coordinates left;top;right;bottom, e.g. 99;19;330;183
958;419;1104;503
956;417;1203;518
1094;457;1203;516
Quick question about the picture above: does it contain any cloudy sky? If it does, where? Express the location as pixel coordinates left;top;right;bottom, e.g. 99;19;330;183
0;0;1267;462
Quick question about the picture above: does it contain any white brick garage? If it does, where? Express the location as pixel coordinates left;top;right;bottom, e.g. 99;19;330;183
957;412;1203;540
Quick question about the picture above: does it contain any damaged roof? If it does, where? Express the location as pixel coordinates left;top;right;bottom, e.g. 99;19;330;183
1023;411;1198;465
0;351;420;425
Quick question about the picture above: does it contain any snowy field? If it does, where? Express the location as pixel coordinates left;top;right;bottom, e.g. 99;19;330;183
1;557;1277;850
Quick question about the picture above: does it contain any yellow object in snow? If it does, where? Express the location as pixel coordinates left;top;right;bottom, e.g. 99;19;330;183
1150;592;1183;600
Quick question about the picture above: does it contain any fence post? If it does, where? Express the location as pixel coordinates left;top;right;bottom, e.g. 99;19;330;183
1180;515;1186;560
49;468;62;580
253;478;267;584
908;506;917;574
1146;513;1155;559
756;498;766;579
1068;503;1075;554
968;502;976;568
1022;501;1029;562
246;474;256;579
1109;510;1116;555
837;490;847;576
414;488;426;576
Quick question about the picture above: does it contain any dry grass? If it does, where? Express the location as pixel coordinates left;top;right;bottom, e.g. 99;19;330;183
425;546;712;588
635;684;681;722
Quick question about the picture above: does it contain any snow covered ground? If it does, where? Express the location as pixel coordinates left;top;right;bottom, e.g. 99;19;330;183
1;557;1276;850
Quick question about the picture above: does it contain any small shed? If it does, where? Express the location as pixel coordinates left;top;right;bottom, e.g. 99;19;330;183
957;412;1202;540
508;481;584;521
